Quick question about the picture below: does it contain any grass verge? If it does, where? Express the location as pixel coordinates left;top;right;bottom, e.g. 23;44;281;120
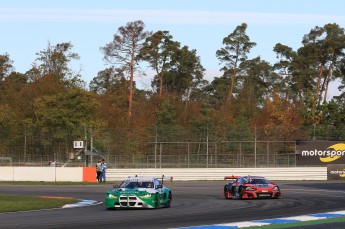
248;216;345;228
0;194;79;213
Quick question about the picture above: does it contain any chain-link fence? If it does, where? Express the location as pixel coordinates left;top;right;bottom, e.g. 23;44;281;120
106;140;296;168
0;139;297;168
0;125;344;167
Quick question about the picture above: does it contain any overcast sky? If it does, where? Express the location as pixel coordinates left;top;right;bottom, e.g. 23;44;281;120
2;0;345;97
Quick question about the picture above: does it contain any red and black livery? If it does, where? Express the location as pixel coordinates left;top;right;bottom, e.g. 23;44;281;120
223;175;281;199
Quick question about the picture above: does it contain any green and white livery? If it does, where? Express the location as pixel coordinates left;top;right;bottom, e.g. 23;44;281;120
105;175;172;209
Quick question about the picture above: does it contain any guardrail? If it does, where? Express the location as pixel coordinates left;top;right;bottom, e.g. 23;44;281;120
0;167;327;182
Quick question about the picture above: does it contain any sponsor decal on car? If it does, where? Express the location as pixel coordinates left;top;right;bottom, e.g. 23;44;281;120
105;175;172;209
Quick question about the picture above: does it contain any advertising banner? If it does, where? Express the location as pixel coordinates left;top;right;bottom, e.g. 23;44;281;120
327;164;345;180
296;141;345;166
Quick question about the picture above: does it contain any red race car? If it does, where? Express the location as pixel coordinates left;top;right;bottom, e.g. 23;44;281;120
223;175;281;199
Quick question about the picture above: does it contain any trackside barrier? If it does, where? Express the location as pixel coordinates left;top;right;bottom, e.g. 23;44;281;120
83;167;97;182
0;167;326;182
0;167;96;182
106;167;327;181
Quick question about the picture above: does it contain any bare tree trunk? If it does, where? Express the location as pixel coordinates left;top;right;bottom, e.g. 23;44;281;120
314;64;324;108
297;80;303;109
128;46;135;118
228;67;237;100
323;63;333;104
158;72;163;99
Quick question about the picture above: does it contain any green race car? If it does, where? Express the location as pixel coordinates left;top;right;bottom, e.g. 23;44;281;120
105;175;172;209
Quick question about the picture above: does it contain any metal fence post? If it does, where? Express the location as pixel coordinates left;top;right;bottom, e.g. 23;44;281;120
159;143;162;169
188;142;190;168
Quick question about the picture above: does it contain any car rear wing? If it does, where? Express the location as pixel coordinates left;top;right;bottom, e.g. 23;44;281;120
224;175;240;180
129;175;173;185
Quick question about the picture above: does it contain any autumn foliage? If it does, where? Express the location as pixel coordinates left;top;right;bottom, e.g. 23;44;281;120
1;21;345;164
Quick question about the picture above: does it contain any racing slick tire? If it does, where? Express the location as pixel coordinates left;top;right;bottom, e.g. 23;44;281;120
238;186;245;199
164;192;172;208
154;193;160;209
224;185;232;199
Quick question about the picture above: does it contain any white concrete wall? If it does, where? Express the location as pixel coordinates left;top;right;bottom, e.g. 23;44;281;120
107;167;327;181
1;167;14;181
13;167;56;181
0;167;83;182
0;167;327;182
55;167;83;182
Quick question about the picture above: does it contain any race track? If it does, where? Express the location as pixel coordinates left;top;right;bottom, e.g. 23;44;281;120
0;180;345;228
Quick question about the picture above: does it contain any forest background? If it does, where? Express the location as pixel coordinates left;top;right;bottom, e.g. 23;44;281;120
1;21;345;167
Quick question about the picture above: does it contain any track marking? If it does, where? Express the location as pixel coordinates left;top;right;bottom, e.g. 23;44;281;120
284;188;345;194
0;199;103;215
174;210;345;228
62;199;103;208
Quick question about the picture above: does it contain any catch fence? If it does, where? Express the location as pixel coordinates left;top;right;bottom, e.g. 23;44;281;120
108;140;296;168
0;140;296;168
1;124;343;168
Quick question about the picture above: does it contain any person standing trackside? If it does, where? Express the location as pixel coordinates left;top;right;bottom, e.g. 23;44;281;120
95;159;102;182
100;159;107;182
49;160;56;167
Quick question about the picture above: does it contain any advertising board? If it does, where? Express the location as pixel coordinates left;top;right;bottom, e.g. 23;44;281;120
296;141;345;166
327;164;345;180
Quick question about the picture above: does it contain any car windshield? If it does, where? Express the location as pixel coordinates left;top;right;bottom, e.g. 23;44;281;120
119;180;154;189
248;178;270;185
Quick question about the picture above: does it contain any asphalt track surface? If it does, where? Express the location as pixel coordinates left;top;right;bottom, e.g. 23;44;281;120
0;180;345;229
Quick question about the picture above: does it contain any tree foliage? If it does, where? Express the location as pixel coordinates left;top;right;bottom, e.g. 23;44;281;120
2;22;345;164
139;30;179;98
100;20;151;118
0;53;14;81
216;23;256;101
33;42;82;88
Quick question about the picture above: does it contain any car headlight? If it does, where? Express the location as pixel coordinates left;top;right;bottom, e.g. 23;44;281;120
273;186;280;191
245;186;256;191
108;193;118;199
140;194;153;198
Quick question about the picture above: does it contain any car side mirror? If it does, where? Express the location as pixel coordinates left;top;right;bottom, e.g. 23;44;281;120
156;185;162;189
